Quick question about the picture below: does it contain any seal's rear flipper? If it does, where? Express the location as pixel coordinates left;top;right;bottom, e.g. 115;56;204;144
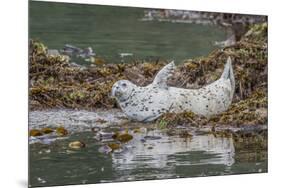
221;57;235;92
152;61;176;89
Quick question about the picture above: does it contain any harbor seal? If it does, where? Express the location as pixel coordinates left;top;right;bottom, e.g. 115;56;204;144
111;57;235;122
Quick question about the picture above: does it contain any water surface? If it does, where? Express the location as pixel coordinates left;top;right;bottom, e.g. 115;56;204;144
29;110;267;187
29;1;227;64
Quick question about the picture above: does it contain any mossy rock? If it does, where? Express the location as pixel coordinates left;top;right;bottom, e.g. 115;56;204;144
68;141;86;149
41;127;54;134
113;133;133;143
56;126;68;136
107;143;121;150
29;129;43;137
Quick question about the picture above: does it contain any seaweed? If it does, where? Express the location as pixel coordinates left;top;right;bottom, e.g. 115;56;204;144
29;23;267;128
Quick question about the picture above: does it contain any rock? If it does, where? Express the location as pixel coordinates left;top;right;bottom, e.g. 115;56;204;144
68;141;86;149
96;131;115;139
56;127;68;136
107;143;121;150
91;57;106;66
113;132;133;143
41;128;54;134
29;129;43;137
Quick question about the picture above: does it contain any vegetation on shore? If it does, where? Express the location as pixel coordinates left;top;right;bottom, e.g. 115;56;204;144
29;23;267;127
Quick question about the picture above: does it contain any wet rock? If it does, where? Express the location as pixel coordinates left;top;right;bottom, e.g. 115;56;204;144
68;141;86;149
95;131;115;140
114;133;133;143
29;129;43;137
107;143;121;150
56;127;68;136
41;128;54;134
91;57;106;66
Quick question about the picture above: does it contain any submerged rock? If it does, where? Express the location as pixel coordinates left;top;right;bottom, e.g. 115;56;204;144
68;141;86;149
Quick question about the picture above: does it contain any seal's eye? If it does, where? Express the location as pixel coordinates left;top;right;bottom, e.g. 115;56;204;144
121;83;127;87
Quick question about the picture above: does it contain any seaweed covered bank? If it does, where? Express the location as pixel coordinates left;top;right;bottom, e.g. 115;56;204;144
29;22;267;124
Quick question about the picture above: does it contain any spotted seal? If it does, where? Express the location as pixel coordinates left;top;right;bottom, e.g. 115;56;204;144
111;57;235;122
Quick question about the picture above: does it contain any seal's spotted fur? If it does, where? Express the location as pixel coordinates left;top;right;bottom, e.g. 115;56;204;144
112;57;235;122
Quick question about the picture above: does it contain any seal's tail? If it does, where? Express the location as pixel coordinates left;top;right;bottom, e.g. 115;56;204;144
221;57;235;92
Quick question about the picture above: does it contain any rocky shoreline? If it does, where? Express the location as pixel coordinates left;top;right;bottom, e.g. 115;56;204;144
29;23;267;128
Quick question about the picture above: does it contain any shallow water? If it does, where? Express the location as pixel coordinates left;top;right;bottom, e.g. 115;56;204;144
29;1;226;64
29;110;267;187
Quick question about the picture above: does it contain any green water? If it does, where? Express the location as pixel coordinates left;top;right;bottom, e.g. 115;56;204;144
28;110;267;187
29;1;227;64
29;131;267;187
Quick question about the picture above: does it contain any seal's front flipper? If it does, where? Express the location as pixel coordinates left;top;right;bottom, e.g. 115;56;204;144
152;61;176;89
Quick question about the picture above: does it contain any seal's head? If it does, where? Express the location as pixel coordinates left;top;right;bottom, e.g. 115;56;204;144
111;80;135;102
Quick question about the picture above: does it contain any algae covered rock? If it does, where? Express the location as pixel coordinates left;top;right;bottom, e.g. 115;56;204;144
56;126;68;136
107;143;121;150
68;141;86;149
112;132;133;143
29;129;43;137
41;128;54;134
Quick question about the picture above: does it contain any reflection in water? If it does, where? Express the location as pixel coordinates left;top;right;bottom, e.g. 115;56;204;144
111;131;234;181
29;110;266;187
113;132;234;169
